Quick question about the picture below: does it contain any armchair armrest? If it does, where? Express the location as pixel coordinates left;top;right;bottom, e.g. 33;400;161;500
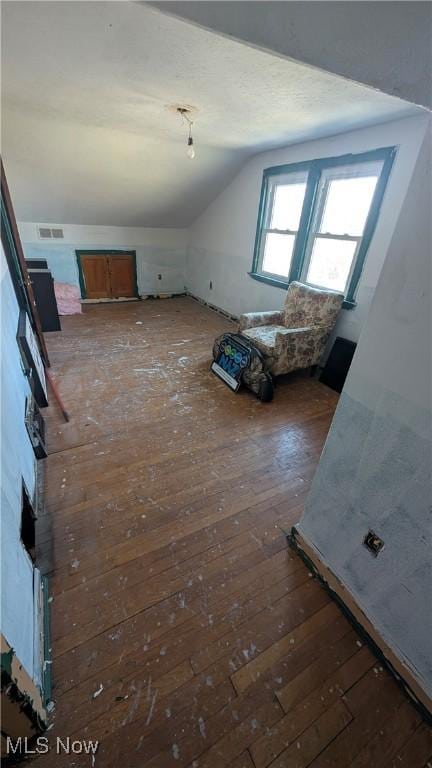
274;326;328;370
238;310;284;331
275;326;313;338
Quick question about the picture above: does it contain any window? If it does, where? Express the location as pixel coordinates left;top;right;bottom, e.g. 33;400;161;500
251;147;395;306
259;172;307;279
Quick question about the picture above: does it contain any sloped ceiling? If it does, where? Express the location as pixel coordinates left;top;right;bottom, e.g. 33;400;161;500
150;1;432;109
1;1;421;227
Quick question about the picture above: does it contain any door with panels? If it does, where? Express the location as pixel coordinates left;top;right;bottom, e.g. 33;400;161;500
108;254;136;298
77;252;137;299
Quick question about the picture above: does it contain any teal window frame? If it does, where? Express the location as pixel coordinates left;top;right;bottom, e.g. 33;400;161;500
250;147;396;309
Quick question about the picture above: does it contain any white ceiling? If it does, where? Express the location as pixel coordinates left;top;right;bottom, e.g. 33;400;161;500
1;1;421;227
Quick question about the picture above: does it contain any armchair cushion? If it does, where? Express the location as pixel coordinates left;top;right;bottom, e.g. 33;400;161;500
238;310;284;332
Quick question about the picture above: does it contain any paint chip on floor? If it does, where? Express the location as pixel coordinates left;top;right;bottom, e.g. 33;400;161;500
172;744;180;760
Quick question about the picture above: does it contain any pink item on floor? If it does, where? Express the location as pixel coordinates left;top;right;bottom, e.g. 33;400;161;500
54;282;82;315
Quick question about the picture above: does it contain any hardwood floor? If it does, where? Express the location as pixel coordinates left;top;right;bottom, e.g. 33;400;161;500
37;297;431;767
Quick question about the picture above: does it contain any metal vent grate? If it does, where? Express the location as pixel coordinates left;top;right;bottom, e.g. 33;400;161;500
37;225;64;240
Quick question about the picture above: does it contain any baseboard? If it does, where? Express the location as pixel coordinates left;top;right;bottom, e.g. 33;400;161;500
288;525;432;722
186;292;238;323
141;292;187;300
81;297;139;304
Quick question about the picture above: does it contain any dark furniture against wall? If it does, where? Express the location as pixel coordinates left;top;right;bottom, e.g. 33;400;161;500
26;258;48;269
320;336;357;393
27;266;61;332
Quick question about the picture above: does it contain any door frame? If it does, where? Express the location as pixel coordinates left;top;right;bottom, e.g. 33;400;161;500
2;159;50;365
75;250;139;299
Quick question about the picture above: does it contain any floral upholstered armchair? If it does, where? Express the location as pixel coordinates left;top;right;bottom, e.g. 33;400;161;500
238;281;344;377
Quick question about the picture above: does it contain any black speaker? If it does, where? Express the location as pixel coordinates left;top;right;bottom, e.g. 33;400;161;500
320;336;356;393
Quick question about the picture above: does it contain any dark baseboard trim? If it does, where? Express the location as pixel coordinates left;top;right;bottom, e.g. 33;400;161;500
81;297;140;304
186;292;238;323
287;525;432;724
140;292;187;300
137;290;238;323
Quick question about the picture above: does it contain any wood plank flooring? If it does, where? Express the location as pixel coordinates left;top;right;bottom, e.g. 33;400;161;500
37;297;431;767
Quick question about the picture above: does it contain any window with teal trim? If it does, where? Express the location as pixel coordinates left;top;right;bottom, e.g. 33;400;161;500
251;147;395;306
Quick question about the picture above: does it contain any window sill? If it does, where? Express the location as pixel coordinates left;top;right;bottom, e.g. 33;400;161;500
248;272;289;290
342;298;357;310
248;272;357;310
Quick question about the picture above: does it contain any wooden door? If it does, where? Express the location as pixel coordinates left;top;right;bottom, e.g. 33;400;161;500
80;255;111;299
80;254;136;299
108;255;135;298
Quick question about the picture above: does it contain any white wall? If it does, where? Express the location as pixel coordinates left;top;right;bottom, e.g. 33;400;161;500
0;242;38;682
186;114;430;346
18;223;188;297
297;125;431;698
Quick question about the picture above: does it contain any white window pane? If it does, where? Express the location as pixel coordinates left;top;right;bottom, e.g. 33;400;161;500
306;237;357;292
320;176;378;236
262;233;295;278
270;183;307;231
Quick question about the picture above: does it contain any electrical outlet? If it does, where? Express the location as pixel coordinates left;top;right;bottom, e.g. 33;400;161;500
209;281;213;290
363;530;384;556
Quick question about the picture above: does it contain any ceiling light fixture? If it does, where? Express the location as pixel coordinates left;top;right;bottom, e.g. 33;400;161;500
177;107;196;159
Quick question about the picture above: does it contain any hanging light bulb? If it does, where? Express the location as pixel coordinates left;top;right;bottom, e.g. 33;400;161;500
177;107;196;160
187;134;195;160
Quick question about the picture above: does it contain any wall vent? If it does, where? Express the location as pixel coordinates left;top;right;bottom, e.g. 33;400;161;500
37;225;64;240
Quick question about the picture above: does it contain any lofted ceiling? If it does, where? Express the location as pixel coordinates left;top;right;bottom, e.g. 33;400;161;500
1;1;421;227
